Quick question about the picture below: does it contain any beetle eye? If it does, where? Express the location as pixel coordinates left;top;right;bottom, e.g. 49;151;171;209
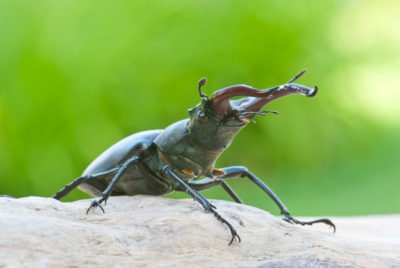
198;111;206;118
197;110;208;122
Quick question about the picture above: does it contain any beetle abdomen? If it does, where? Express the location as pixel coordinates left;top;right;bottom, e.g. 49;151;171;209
78;130;163;196
83;130;162;175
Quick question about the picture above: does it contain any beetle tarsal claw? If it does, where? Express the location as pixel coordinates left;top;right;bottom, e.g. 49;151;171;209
228;230;241;245
86;198;106;214
283;214;336;233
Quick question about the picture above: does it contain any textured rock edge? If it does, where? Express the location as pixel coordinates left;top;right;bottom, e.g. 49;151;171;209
0;196;399;267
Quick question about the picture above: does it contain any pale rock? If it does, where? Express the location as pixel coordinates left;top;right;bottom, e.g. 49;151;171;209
0;196;399;267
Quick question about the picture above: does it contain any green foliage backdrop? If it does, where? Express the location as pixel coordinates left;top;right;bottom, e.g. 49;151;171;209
1;0;399;215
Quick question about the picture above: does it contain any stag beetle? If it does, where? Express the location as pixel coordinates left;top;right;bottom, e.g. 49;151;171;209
53;70;335;245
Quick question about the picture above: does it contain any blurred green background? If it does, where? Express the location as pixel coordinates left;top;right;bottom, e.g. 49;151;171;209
0;0;399;216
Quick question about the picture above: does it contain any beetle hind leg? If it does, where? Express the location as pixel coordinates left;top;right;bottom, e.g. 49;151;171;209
52;167;120;200
209;166;336;233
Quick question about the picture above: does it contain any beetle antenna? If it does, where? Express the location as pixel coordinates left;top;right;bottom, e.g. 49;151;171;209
287;70;306;83
198;78;209;102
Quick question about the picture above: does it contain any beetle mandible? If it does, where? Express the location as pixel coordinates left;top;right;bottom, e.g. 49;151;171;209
53;70;335;245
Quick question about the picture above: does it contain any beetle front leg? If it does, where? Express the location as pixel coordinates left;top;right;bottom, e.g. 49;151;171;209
163;166;213;211
86;156;140;214
163;166;241;245
215;166;336;233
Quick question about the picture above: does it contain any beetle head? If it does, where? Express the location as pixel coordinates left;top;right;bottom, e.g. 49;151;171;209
187;71;318;151
191;70;317;125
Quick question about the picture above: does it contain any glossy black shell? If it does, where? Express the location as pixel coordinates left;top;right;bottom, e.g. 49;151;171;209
78;130;164;196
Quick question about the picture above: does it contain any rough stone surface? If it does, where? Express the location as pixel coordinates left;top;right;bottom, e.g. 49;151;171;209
0;196;399;267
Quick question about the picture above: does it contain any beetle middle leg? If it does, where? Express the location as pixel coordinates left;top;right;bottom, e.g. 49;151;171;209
86;156;140;214
163;166;241;245
192;166;336;232
180;177;244;204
